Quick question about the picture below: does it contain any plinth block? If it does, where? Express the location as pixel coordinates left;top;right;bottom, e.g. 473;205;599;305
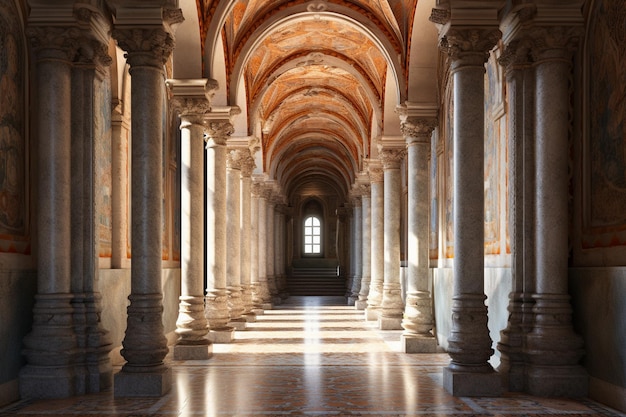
228;318;247;330
19;366;77;399
378;316;403;330
527;365;588;397
401;334;437;353
208;327;235;343
114;367;172;397
365;308;379;321
443;367;503;397
173;343;213;360
355;300;368;310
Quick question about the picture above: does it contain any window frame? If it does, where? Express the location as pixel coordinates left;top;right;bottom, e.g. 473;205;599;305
303;215;322;255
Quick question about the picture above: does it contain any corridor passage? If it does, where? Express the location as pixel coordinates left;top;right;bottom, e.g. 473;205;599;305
1;296;623;417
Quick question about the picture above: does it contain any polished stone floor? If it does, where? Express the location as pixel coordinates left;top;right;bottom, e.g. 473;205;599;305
1;296;624;417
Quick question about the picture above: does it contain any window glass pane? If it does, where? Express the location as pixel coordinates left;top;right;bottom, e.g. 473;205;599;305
305;236;312;244
313;226;320;235
312;218;320;227
305;227;312;235
313;236;320;244
305;245;312;253
313;244;320;253
305;217;312;226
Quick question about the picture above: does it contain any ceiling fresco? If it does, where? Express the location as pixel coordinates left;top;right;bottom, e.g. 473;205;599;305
196;0;420;202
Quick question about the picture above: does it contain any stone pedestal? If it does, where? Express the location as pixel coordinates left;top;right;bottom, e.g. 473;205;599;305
209;327;236;344
401;334;438;353
173;343;212;361
114;367;172;397
443;367;503;397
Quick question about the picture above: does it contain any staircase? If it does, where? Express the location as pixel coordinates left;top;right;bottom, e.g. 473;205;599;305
288;263;346;296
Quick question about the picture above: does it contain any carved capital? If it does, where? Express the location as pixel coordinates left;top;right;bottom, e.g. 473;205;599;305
378;148;406;170
112;27;175;67
241;154;256;177
205;121;234;146
528;26;582;62
401;117;438;144
27;26;81;61
227;148;245;170
440;28;501;67
368;165;384;182
171;97;211;127
498;38;532;71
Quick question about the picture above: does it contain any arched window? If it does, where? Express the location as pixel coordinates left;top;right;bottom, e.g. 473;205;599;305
303;216;321;254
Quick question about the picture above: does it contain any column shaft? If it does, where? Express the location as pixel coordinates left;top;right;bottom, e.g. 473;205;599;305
226;149;245;328
240;154;257;319
348;197;362;305
256;191;272;307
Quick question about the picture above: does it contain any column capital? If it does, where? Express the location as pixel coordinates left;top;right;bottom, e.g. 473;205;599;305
439;27;502;67
400;117;438;145
366;160;384;182
226;148;246;170
240;153;256;178
204;106;241;146
168;79;219;127
378;145;406;170
527;25;583;63
26;26;81;61
498;38;532;73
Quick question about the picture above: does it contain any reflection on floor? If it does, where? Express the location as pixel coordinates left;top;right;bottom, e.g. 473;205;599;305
1;296;624;417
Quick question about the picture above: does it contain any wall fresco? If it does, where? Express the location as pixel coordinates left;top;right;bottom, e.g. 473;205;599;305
0;0;28;254
484;52;502;255
584;0;626;248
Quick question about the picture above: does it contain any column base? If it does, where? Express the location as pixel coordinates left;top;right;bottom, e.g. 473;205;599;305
243;312;257;322
378;316;402;330
208;327;235;343
355;300;368;310
228;317;247;330
173;343;213;360
401;334;437;353
443;367;503;397
114;367;172;397
365;307;380;321
252;308;265;315
19;366;77;399
527;365;588;397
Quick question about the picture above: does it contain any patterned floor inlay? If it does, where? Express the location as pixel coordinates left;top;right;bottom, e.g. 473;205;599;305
1;296;624;417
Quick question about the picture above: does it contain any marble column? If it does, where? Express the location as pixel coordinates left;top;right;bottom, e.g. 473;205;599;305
168;79;216;360
240;152;258;321
399;114;438;352
226;148;246;330
525;26;587;397
356;182;371;310
20;25;80;399
256;183;273;308
205;108;239;343
277;207;290;300
439;26;502;397
348;192;362;306
365;162;384;321
378;145;406;330
496;36;532;391
266;194;281;305
72;38;114;393
112;11;183;396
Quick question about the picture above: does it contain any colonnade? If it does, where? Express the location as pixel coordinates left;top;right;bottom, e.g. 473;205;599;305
20;0;587;403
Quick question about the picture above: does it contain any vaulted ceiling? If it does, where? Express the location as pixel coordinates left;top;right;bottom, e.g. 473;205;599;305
178;0;436;203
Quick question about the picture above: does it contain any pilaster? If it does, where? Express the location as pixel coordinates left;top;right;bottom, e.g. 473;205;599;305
397;108;438;353
168;79;216;360
378;143;406;330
